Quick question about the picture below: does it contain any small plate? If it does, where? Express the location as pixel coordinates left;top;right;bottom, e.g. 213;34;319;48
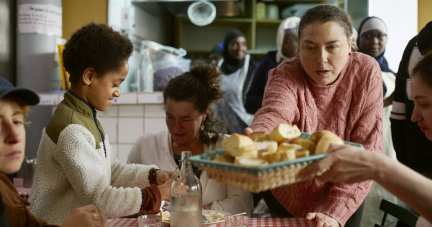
160;210;231;226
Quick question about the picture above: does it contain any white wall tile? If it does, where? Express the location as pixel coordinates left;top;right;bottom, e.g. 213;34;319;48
113;93;137;104
97;106;119;117
110;143;118;161
144;104;165;117
99;118;118;143
144;118;167;134
118;144;133;163
119;105;144;117
118;118;144;143
106;106;118;117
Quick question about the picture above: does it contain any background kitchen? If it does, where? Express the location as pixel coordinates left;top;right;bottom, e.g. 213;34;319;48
0;0;427;176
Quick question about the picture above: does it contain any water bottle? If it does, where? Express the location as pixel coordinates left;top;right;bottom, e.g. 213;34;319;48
138;45;153;92
170;151;202;227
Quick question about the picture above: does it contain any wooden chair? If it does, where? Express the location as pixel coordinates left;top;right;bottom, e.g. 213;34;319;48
374;199;419;227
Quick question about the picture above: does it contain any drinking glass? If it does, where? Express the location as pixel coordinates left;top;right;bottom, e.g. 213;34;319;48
224;215;249;227
138;214;162;227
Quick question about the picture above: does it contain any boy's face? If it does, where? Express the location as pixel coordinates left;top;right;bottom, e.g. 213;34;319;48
88;61;129;111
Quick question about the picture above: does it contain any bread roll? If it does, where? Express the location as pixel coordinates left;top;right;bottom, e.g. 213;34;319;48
234;156;268;166
238;144;259;158
250;132;269;142
254;141;278;154
269;124;301;143
310;130;338;144
295;150;310;158
261;149;296;163
213;154;234;163
291;138;316;155
278;143;303;152
222;133;254;157
315;136;343;155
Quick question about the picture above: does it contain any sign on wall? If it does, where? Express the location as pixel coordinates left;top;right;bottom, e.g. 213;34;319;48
18;4;62;37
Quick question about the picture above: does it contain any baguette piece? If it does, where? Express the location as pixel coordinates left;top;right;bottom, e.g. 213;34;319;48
234;156;268;166
238;144;259;158
261;149;295;163
254;141;278;154
250;132;270;142
269;124;301;143
315;136;343;155
310;130;338;144
213;154;234;163
222;133;254;157
295;150;310;158
291;138;317;155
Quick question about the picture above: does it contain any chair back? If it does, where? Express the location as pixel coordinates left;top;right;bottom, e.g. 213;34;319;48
376;199;419;227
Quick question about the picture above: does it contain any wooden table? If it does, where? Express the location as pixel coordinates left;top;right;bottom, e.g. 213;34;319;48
108;217;315;226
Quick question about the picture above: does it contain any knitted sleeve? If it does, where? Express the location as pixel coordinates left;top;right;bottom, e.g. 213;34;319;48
54;124;152;218
320;59;384;226
250;63;301;133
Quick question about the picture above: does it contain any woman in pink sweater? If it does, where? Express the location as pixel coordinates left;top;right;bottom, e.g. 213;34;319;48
246;5;383;227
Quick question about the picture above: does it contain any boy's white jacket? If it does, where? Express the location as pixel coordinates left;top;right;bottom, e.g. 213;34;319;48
29;92;158;225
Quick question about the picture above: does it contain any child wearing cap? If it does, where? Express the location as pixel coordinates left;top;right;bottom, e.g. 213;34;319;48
0;77;109;227
28;23;172;225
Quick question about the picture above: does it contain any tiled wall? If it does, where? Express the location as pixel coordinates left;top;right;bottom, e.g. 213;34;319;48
52;103;167;163
98;104;167;163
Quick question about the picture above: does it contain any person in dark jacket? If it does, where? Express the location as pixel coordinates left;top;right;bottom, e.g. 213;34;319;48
244;17;300;114
390;21;432;179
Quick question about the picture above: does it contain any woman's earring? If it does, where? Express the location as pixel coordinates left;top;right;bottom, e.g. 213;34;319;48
349;52;352;56
200;122;204;131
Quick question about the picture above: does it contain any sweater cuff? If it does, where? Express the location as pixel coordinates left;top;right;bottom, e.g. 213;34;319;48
140;185;162;213
148;168;157;185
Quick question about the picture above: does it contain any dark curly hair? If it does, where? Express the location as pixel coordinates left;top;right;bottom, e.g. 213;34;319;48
299;5;355;50
63;23;133;85
412;53;432;89
163;63;226;145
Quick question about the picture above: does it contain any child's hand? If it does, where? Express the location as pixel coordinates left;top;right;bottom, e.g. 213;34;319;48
157;170;173;185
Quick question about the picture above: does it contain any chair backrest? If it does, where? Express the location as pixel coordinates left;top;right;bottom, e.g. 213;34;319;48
377;199;419;227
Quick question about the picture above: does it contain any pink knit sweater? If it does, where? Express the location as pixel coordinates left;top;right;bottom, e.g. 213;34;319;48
250;52;383;226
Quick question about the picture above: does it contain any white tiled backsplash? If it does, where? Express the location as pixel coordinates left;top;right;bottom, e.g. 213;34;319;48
52;103;166;163
45;93;167;163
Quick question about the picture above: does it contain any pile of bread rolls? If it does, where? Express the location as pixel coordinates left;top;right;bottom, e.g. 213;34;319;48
215;124;343;167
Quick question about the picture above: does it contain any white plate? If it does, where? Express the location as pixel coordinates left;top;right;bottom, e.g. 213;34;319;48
160;210;231;225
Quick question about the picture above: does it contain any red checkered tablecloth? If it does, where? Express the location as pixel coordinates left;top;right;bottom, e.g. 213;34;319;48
16;187;31;201
108;218;315;227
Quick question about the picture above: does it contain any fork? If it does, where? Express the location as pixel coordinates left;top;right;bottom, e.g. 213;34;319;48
163;207;209;222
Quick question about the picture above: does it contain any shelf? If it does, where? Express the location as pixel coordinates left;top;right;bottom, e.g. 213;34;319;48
256;19;284;28
184;49;269;55
178;17;253;26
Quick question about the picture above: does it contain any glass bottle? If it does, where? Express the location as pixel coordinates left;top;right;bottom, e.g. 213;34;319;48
170;151;202;227
138;44;153;92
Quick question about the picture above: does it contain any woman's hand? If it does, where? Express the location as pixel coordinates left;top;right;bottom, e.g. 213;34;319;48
157;178;174;201
306;213;339;227
244;127;253;136
156;170;173;185
299;144;379;184
61;205;107;227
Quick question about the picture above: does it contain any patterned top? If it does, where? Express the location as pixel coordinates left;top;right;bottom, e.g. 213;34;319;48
250;53;383;226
